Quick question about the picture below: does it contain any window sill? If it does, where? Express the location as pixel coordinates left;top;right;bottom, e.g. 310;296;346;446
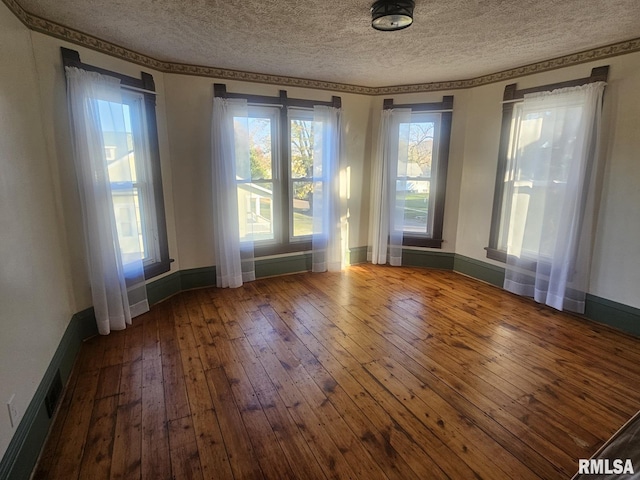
144;258;173;280
403;237;444;249
485;247;506;263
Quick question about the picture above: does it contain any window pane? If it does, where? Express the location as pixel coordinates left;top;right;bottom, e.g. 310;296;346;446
396;115;437;237
290;111;315;239
407;121;435;179
236;110;278;244
112;188;145;264
292;180;313;237
238;181;274;242
246;117;273;180
398;180;430;234
499;102;584;257
290;118;314;179
99;99;150;265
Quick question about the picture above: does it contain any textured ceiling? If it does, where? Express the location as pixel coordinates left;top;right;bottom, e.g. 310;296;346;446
15;0;640;87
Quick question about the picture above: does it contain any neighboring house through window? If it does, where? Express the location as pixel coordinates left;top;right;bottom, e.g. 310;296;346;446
215;84;341;256
62;47;171;279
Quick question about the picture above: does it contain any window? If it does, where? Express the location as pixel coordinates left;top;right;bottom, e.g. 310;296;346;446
236;106;278;243
289;108;315;239
62;47;171;279
218;84;341;256
384;96;453;248
487;66;609;262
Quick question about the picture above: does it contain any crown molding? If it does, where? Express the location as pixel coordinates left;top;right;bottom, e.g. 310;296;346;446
5;0;640;95
162;62;378;95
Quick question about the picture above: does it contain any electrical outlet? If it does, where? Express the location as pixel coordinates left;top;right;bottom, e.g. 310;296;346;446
7;394;19;428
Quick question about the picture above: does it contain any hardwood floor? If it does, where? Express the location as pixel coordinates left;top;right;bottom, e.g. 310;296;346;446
33;264;640;479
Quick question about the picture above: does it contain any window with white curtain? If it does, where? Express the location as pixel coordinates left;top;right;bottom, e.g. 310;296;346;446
62;48;171;280
390;100;452;249
233;106;318;244
487;66;609;263
487;66;609;313
101;91;162;270
369;96;453;266
235;106;278;243
289;108;316;240
395;112;441;239
216;84;342;256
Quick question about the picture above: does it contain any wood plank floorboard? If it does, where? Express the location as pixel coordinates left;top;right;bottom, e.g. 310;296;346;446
33;265;640;479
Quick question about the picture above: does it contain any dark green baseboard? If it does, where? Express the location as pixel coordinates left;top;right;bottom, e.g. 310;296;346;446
402;249;455;270
348;246;368;265
584;294;640;336
180;267;216;291
0;308;98;480
146;270;181;305
256;254;312;278
453;253;505;287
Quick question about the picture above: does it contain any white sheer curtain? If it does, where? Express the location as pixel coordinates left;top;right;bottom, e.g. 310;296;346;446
503;82;606;313
66;66;149;335
311;105;344;272
211;97;255;288
368;108;412;266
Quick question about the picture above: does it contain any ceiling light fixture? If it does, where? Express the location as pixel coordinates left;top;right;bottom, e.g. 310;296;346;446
371;0;415;31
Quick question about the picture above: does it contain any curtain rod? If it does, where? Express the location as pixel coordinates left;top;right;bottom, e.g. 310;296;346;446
384;107;453;113
122;84;157;96
387;108;453;113
501;98;523;105
246;102;284;108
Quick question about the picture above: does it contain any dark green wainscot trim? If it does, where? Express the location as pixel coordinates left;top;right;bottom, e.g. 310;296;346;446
256;254;312;278
585;294;640;336
402;249;455;270
0;308;98;480
179;267;216;291
348;246;368;265
453;254;505;287
146;270;181;305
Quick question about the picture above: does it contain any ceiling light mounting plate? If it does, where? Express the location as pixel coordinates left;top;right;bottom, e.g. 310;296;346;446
371;0;415;31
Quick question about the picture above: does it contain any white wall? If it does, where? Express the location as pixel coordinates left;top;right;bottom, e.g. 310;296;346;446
0;3;74;458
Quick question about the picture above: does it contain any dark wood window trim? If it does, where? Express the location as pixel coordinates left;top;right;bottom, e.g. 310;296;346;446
214;83;341;257
486;66;609;263
383;95;453;249
61;47;172;279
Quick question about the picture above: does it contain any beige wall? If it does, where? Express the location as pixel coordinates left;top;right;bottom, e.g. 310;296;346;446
585;54;640;308
0;3;74;458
